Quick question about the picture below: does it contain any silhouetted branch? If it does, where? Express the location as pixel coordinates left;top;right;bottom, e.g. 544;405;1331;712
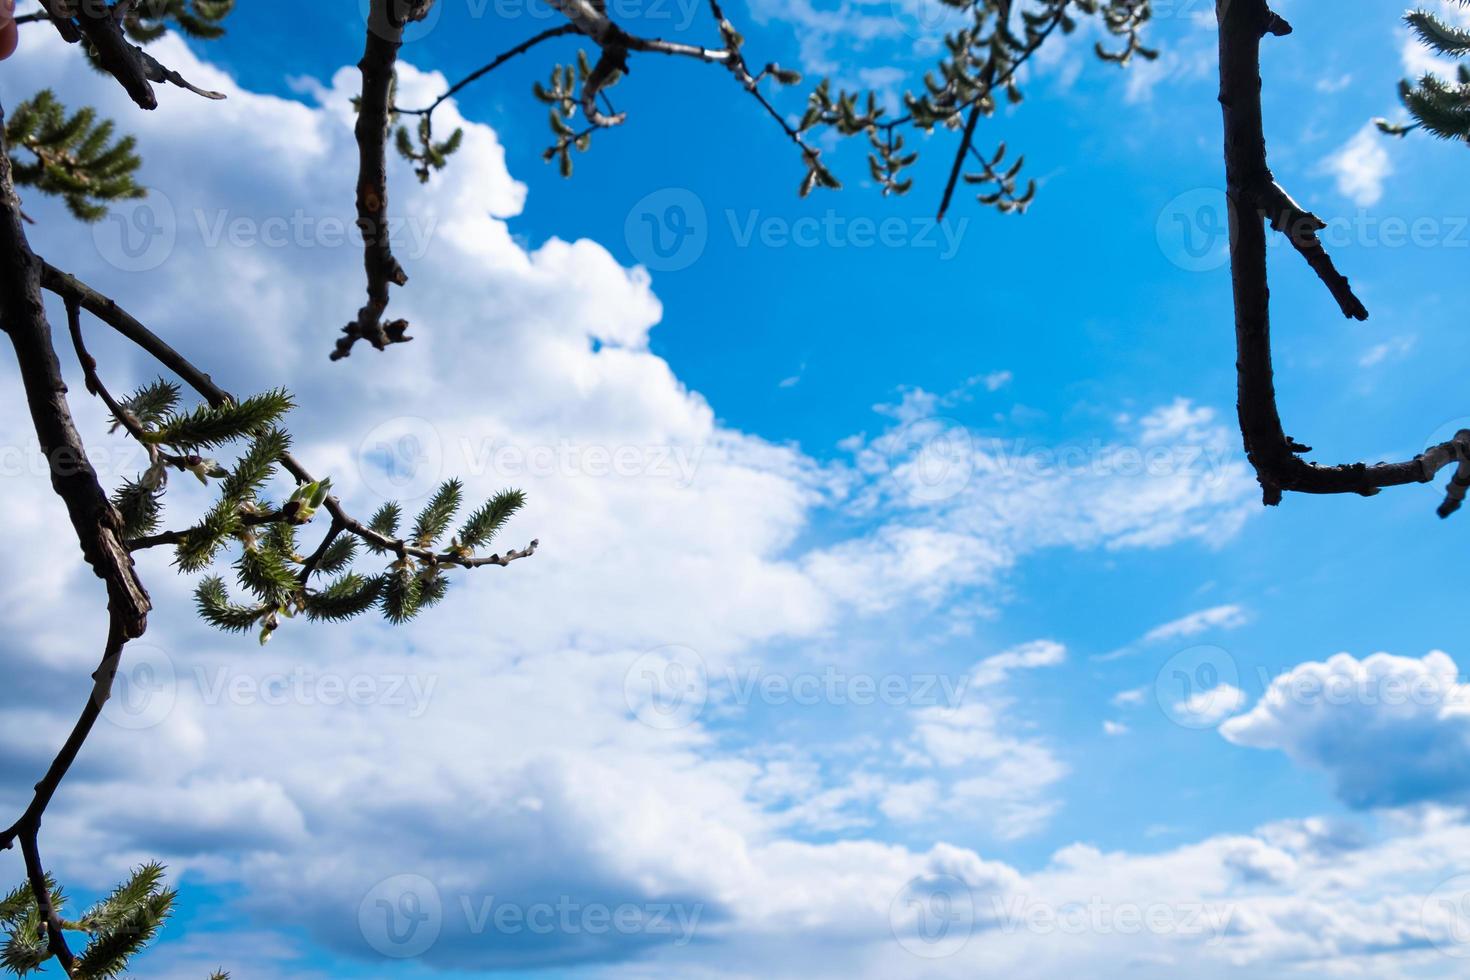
1217;0;1468;511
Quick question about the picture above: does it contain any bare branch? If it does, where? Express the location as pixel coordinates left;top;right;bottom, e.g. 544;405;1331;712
0;103;151;635
333;0;438;360
1217;0;1466;510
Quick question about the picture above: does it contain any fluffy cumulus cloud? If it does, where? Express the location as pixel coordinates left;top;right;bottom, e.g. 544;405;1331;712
5;27;1459;980
1222;651;1470;809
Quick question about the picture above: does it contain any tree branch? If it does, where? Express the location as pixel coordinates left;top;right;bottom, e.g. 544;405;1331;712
41;262;538;568
333;0;438;361
1217;0;1467;511
0;102;151;636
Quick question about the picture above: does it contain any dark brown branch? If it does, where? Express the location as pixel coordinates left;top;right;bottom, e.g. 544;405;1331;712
19;831;74;971
0;106;151;637
582;46;630;128
333;0;439;361
4;613;132;980
0;111;151;961
1217;0;1467;510
298;518;346;585
65;294;152;449
1254;181;1368;320
58;0;158;110
35;0;81;43
126;507;290;552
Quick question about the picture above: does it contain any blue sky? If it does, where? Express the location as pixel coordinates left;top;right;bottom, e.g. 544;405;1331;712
4;0;1470;976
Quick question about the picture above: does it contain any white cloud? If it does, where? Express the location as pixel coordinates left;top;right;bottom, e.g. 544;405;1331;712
1222;651;1470;809
1173;683;1248;727
1322;124;1393;207
1140;604;1250;645
971;639;1066;686
1359;334;1416;368
1112;686;1149;708
1102;720;1129;736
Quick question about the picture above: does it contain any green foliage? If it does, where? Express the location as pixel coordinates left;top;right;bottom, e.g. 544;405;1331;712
98;392;527;646
0;864;211;980
3;91;144;222
113;380;181;431
118;0;236;42
304;571;385;622
458;489;527;551
963;140;1037;214
534;51;607;178
191;474;525;639
395;115;465;183
412;479;463;546
1378;6;1470;144
786;0;1151;208
367;501;403;553
144;389;294;452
